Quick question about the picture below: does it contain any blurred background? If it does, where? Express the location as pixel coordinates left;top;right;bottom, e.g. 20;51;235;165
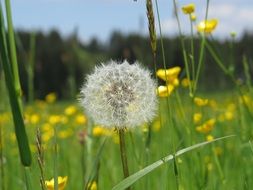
1;0;253;100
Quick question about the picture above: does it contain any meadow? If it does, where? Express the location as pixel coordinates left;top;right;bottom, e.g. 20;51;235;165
1;0;253;190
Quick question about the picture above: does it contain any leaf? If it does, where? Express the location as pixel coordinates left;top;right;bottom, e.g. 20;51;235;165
112;135;234;190
0;3;31;166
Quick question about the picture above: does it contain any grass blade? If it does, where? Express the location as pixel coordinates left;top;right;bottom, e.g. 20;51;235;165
112;135;234;190
0;4;31;166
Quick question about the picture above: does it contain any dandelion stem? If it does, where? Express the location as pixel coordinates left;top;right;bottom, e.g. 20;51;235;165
118;129;131;190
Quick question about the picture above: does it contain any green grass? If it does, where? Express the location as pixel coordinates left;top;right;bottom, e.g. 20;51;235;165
0;90;253;189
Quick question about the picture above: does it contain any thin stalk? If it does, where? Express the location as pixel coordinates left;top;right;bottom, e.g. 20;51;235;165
156;1;180;188
36;128;46;190
189;14;195;82
54;127;58;190
5;0;22;108
172;0;193;96
24;167;33;190
0;124;5;190
118;129;131;190
193;0;210;95
193;34;205;93
28;32;36;103
212;146;224;181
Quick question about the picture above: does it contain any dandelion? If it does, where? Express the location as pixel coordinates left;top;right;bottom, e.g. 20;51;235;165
182;3;195;15
45;176;68;190
80;60;157;186
80;60;157;128
197;19;218;34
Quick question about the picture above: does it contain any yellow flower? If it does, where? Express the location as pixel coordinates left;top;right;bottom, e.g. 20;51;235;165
58;129;73;139
197;19;218;33
206;135;214;141
156;67;181;84
45;176;68;190
156;85;174;97
190;13;196;21
193;112;202;124
182;3;195;14
92;126;111;137
75;114;87;125
45;92;57;103
152;119;161;132
30;114;40;124
181;78;190;87
196;118;216;133
48;115;61;125
64;105;77;116
194;97;209;106
88;181;98;190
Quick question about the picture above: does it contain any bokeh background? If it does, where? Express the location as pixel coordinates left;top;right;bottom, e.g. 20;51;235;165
1;0;253;100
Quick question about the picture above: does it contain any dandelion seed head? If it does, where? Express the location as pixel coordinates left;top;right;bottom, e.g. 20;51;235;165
80;60;157;128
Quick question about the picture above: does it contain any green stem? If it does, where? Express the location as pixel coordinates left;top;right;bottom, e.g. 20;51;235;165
0;124;5;190
193;34;205;94
24;167;33;190
54;127;58;190
189;14;195;82
118;129;131;190
172;0;192;96
28;32;36;103
5;0;22;108
0;3;31;166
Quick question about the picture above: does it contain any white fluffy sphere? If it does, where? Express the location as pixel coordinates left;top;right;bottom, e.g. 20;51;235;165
80;60;157;128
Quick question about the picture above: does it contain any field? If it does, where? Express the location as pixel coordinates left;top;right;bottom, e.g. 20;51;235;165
1;88;253;189
1;0;253;190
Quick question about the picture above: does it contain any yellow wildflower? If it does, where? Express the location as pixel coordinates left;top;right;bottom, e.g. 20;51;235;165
214;146;222;156
92;126;111;137
181;78;190;87
88;181;98;190
45;176;68;190
75;114;87;125
225;111;234;121
194;97;209;106
206;135;214;141
48;115;61;125
45;92;57;103
190;13;196;21
58;129;73;139
156;67;181;84
197;19;218;33
152;119;161;132
182;3;195;14
193;112;202;124
64;105;77;116
156;85;174;97
196;118;216;133
30;114;40;124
